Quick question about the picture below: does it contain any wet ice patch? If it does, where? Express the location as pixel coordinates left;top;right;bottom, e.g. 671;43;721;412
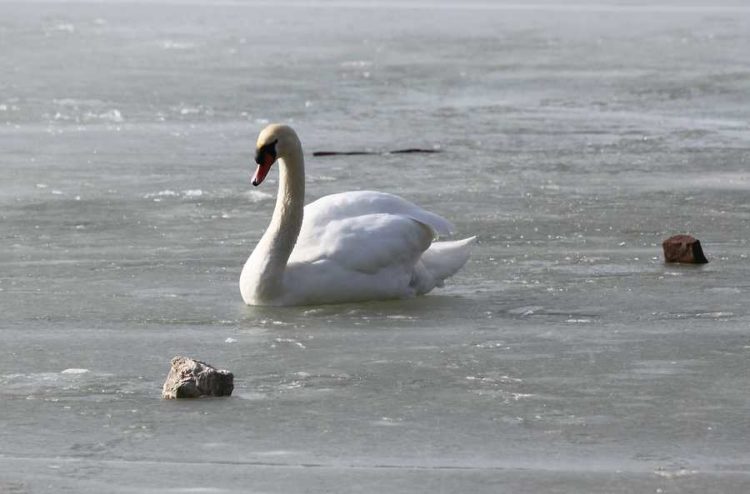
95;109;124;123
386;314;415;321
61;368;90;374
273;337;306;349
511;393;534;401
653;311;734;321
143;189;204;200
469;388;534;402
307;174;337;183
144;190;179;199
508;305;543;317
303;308;327;316
53;23;76;33
280;380;303;390
45;98;124;124
259;319;289;326
0;370;110;399
340;60;373;68
273;371;353;395
183;189;203;198
629;360;692;377
235;392;267;401
464;371;529;401
160;40;196;50
696;311;734;319
171;104;213;118
647;172;750;192
154;488;227;493
474;340;509;350
706;287;741;294
466;375;522;384
244;190;273;202
254;450;296;457
654;468;699;479
373;416;404;427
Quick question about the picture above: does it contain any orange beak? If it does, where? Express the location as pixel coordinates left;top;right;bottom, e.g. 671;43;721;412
252;150;276;186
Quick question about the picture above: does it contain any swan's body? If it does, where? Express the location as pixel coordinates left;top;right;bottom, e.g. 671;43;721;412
240;124;474;306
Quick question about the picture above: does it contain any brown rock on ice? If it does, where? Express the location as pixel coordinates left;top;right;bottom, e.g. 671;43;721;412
162;356;234;399
662;235;708;264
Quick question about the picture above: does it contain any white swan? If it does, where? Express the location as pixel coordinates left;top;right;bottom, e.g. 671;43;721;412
239;124;475;306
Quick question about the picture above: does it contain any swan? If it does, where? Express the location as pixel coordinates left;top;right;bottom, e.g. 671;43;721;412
239;124;475;306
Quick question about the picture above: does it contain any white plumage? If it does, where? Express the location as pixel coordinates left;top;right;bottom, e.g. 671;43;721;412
240;124;474;306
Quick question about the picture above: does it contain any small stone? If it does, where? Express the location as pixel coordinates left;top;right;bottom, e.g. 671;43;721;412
162;356;234;399
662;235;708;264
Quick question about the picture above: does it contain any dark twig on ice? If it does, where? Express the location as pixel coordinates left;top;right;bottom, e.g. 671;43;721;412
313;150;377;157
390;148;442;154
313;148;441;157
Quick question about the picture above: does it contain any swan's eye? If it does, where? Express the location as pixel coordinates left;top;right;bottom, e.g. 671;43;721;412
255;139;278;165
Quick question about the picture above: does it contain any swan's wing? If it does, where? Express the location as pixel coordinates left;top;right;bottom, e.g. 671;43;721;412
289;212;433;274
302;191;454;238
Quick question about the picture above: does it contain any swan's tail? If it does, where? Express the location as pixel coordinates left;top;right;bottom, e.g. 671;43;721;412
420;236;476;288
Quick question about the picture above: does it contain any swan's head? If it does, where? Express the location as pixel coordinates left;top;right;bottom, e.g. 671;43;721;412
252;124;301;186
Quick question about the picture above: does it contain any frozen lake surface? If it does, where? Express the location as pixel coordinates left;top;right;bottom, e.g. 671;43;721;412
2;1;750;492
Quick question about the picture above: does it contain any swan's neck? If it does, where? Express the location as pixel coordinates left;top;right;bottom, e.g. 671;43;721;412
246;146;305;301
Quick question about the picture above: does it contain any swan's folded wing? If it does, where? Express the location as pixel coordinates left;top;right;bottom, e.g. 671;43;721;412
289;213;433;274
303;191;454;238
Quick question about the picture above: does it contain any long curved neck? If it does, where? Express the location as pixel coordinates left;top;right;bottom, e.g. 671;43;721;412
249;145;305;299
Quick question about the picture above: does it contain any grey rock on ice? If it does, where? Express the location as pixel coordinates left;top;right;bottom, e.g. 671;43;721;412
162;356;234;399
